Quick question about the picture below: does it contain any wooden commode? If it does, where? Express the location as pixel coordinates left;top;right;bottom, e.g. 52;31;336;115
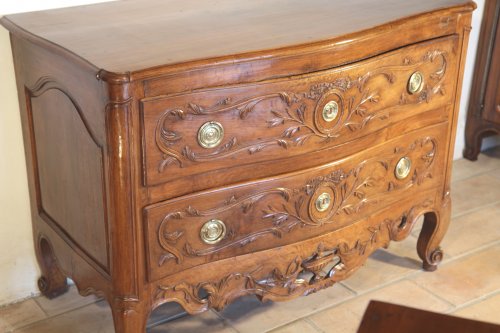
0;1;475;332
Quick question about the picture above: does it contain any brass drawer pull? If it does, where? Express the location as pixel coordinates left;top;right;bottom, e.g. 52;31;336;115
395;157;412;179
315;192;332;212
322;101;339;122
408;71;424;94
200;219;226;244
197;121;224;148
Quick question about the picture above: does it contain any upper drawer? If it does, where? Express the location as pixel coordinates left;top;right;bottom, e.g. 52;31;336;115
144;122;448;281
141;36;457;189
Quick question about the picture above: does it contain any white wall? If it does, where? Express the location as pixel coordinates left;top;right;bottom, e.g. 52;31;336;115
0;0;113;307
0;0;497;306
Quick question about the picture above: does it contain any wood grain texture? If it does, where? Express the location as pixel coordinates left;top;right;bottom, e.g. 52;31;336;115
0;1;475;332
141;36;456;194
1;0;474;74
358;301;500;333
145;123;447;281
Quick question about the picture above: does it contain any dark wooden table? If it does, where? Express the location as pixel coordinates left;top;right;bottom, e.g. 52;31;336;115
358;301;500;333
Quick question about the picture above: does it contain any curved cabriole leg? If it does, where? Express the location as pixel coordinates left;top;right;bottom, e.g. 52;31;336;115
111;298;150;333
416;204;450;272
37;237;69;298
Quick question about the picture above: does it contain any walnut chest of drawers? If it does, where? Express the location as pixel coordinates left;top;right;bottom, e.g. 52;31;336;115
1;1;475;332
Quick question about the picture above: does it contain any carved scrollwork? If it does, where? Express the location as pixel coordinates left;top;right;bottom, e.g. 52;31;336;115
157;188;294;266
156;135;437;266
399;50;447;105
154;199;434;314
154;49;448;171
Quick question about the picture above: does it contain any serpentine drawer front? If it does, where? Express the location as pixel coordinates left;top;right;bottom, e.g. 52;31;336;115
145;123;447;281
0;1;475;332
141;36;458;196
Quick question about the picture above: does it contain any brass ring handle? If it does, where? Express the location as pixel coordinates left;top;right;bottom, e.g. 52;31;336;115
315;192;332;212
200;219;226;244
197;121;224;148
395;157;412;179
322;101;339;122
408;71;424;94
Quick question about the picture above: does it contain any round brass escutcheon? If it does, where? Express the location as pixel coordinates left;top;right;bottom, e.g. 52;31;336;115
315;192;332;212
200;219;226;245
408;71;424;94
197;121;224;148
395;157;412;180
322;101;339;122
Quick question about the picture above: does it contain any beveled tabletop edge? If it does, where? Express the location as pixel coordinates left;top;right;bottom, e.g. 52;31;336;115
0;1;476;84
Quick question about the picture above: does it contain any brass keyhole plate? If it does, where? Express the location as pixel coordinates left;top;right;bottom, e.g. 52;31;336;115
200;219;226;244
322;101;339;122
395;157;412;179
198;121;224;148
315;192;332;212
408;71;424;94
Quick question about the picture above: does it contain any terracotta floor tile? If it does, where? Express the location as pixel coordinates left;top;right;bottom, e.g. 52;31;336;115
451;174;500;217
451;150;500;183
412;244;500;306
34;285;99;317
148;310;236;333
342;237;422;293
219;284;353;333
308;280;452;333
269;319;320;333
14;301;113;333
442;202;500;257
0;299;46;333
452;292;500;325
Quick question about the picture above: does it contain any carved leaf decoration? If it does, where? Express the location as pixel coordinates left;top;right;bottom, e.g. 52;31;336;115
277;139;289;149
163;230;183;242
263;211;289;226
183;206;199;216
225;195;237;205
293;134;314;146
166;108;186;120
267;117;285;128
160;129;182;144
286;257;302;277
279;92;293;106
282;126;301;138
296;104;306;123
159;156;181;172
353;191;365;199
188;103;204;114
248;144;266;154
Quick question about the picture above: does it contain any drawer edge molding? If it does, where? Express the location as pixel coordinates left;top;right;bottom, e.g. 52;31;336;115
146;126;440;269
153;49;448;173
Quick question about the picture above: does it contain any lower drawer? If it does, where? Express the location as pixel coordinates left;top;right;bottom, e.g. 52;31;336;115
144;122;448;281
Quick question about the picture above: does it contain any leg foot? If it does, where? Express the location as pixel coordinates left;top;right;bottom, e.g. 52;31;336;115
421;248;444;272
111;298;149;333
417;208;449;272
37;238;69;298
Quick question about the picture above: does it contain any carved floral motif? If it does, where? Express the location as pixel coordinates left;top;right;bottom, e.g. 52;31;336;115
154;199;433;314
156;136;437;266
154;49;447;171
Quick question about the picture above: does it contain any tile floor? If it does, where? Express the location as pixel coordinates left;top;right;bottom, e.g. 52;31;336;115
1;147;500;333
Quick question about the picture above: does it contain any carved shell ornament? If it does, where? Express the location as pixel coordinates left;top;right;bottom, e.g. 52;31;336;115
155;49;447;172
156;135;437;267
